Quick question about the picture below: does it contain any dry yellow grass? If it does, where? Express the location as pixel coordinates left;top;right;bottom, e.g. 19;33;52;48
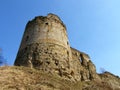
0;66;119;90
0;66;81;90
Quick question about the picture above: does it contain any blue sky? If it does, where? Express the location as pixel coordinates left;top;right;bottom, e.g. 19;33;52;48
0;0;120;76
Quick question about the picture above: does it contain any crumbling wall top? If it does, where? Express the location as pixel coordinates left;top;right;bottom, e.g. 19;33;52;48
70;47;90;59
25;13;66;30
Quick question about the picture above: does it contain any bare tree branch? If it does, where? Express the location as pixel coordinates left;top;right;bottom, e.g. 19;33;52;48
0;48;6;66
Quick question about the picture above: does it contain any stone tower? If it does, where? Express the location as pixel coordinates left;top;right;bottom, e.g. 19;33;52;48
14;14;72;77
15;13;98;81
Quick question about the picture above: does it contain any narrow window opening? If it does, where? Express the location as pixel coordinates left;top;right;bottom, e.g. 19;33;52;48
79;56;82;62
45;22;48;25
67;41;69;45
67;51;69;56
80;54;84;64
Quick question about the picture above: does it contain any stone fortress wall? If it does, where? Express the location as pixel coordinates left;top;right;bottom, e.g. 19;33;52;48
14;14;99;81
70;47;98;81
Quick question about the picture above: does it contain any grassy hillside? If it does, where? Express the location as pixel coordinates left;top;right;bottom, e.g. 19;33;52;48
0;66;119;90
0;66;82;90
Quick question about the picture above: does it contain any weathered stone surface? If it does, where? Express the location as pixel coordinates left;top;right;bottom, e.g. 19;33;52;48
14;14;100;81
13;13;120;90
70;48;100;81
15;14;73;81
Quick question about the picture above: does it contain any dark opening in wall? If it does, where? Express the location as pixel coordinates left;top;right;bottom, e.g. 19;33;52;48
67;41;69;45
79;56;82;62
26;36;29;41
67;51;69;56
45;22;48;25
80;54;84;62
55;60;59;66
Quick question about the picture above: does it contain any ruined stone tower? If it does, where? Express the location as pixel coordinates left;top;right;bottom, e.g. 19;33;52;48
14;14;72;77
15;14;98;81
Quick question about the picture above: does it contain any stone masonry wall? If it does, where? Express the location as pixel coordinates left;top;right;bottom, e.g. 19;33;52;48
15;14;73;80
70;47;99;81
15;43;72;78
14;14;99;82
19;14;69;50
